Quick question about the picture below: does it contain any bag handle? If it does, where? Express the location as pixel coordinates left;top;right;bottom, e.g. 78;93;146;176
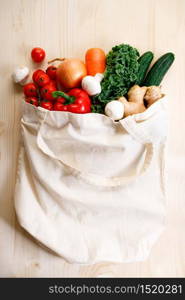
37;112;155;187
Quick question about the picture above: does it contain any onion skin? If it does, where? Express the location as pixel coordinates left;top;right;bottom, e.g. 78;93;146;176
56;59;87;89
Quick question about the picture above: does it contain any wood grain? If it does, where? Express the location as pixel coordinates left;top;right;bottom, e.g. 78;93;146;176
0;0;185;277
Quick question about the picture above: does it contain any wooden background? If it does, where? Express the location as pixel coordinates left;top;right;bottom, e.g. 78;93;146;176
0;0;185;277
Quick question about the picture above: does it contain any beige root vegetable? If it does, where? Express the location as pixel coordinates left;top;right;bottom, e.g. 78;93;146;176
119;85;147;117
144;86;163;107
108;85;164;120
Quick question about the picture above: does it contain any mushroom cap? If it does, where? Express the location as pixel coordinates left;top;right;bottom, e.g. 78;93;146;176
12;66;29;84
82;75;101;96
105;100;124;121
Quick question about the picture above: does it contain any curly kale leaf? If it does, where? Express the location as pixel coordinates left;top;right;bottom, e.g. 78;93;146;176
92;44;140;114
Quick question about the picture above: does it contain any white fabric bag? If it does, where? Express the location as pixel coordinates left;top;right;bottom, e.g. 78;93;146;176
14;97;167;264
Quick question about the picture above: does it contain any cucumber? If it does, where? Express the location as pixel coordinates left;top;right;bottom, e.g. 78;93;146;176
143;52;175;86
137;51;154;85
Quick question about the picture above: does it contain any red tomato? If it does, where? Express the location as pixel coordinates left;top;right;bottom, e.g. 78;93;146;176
53;102;68;111
56;96;65;104
40;82;56;101
25;97;38;106
23;83;37;97
46;66;57;80
35;72;50;87
32;69;44;82
40;101;53;110
31;47;46;63
49;80;57;89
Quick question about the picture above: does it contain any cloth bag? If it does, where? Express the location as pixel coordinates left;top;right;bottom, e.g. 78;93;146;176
14;98;167;264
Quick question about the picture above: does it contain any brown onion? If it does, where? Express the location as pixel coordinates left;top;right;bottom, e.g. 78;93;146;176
48;58;87;89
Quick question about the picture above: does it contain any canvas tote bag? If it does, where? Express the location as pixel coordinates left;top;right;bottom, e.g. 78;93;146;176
14;97;167;264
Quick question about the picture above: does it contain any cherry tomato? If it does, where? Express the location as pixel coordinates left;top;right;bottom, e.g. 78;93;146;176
25;97;38;106
49;80;57;89
32;69;44;82
53;102;68;111
31;47;46;63
40;82;56;101
46;66;57;80
23;83;37;97
40;101;53;110
35;72;50;87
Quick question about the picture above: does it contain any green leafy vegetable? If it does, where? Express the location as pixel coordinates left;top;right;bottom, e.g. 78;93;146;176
92;44;140;113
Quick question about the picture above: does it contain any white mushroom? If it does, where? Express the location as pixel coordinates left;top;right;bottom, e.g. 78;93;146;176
81;73;104;96
12;66;29;85
105;100;124;121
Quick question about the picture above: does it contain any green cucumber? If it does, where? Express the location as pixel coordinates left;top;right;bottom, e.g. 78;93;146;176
137;51;154;85
143;52;175;86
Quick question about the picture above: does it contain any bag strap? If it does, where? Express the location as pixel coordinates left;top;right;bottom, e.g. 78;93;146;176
37;111;155;187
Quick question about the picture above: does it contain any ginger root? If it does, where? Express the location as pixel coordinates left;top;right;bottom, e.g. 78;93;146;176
144;86;163;107
119;85;147;117
115;84;164;119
